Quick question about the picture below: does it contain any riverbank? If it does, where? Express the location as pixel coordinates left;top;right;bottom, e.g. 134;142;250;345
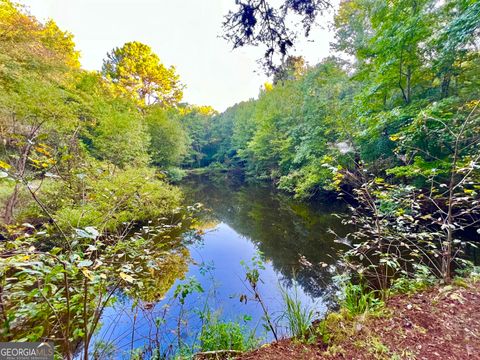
234;279;480;360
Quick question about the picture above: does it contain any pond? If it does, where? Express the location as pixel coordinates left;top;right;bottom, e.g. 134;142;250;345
92;174;350;358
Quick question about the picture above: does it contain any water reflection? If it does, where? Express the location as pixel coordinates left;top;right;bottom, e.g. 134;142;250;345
182;174;350;300
94;174;351;357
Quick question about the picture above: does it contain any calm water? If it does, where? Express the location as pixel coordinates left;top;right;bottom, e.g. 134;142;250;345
93;175;350;358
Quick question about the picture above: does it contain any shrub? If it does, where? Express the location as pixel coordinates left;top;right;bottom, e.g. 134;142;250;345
390;264;437;294
18;164;182;232
164;167;187;183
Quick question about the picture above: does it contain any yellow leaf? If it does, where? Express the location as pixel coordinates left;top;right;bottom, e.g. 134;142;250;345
0;161;11;170
119;272;135;283
81;268;93;280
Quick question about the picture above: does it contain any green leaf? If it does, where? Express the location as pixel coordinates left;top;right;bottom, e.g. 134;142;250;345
78;260;93;268
75;227;99;239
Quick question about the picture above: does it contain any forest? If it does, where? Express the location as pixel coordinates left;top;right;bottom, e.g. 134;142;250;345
0;0;479;359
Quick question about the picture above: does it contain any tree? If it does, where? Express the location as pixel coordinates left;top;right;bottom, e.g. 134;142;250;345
387;99;480;283
0;0;79;71
434;0;480;98
331;0;375;63
89;101;150;168
40;19;80;68
0;76;80;223
145;106;188;167
272;55;307;84
181;106;218;168
223;0;331;72
102;41;184;107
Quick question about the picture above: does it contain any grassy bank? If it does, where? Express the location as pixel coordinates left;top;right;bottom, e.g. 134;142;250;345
235;277;480;360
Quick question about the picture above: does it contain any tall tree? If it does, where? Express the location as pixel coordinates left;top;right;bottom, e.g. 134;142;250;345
434;0;480;98
102;41;183;107
145;107;188;167
272;55;307;84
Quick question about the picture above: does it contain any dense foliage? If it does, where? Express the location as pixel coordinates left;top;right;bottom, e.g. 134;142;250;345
0;1;198;228
0;1;197;356
194;0;480;290
102;41;184;107
203;0;480;200
0;0;479;357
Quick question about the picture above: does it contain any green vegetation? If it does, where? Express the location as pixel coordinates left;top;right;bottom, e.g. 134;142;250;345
102;41;184;107
341;283;383;316
0;1;200;357
198;316;257;353
278;281;316;341
0;0;479;358
0;1;192;229
188;0;480;286
240;252;279;342
194;0;480;197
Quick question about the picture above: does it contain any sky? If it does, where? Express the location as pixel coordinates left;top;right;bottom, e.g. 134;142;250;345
17;0;336;111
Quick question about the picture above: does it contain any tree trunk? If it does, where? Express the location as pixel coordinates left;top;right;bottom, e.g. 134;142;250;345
443;227;452;284
3;141;33;224
4;183;19;224
441;73;451;99
406;66;412;104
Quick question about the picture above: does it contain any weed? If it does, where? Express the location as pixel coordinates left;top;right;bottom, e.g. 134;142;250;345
391;264;437;295
278;281;316;341
342;283;383;316
199;315;258;352
324;344;345;357
452;277;469;288
369;337;389;356
314;319;331;345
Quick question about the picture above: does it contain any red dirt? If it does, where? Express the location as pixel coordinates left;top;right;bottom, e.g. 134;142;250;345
236;281;480;360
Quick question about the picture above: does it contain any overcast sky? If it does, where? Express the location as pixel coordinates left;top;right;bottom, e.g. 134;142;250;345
18;0;335;111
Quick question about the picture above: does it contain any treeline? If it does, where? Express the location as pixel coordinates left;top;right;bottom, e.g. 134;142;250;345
0;1;207;352
187;0;480;288
0;1;216;230
192;0;480;198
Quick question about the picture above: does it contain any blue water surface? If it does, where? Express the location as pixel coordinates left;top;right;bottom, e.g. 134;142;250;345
92;175;349;358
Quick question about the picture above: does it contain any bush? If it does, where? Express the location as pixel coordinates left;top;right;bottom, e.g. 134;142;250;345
390;264;437;295
164;167;187;183
18;164;182;232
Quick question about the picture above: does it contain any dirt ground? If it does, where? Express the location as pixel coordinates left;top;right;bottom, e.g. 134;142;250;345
236;280;480;360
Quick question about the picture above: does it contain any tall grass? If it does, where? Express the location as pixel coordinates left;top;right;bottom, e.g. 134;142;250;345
342;283;383;316
279;282;316;340
199;318;257;352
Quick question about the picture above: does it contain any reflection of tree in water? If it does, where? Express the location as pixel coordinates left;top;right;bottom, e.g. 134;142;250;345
113;246;190;304
182;175;352;300
135;246;190;302
120;223;195;303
